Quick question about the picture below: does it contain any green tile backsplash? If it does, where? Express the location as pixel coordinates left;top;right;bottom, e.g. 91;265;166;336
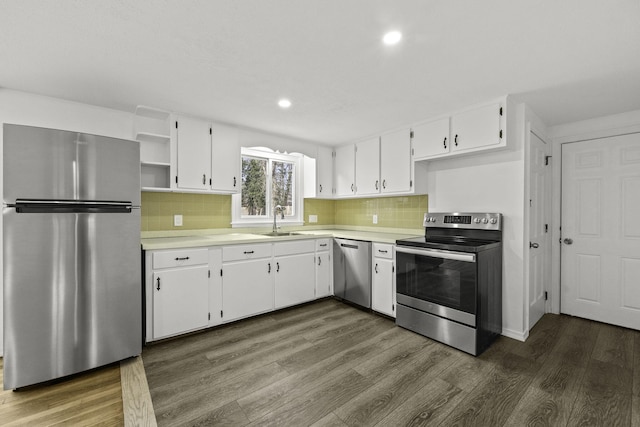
141;192;427;231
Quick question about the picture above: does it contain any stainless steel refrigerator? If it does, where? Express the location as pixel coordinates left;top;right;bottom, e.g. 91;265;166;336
2;124;142;390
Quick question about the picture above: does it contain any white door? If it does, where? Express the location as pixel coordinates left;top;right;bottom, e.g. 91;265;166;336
274;253;316;309
411;117;450;159
222;258;274;322
355;138;380;195
381;129;412;194
372;258;395;317
210;123;240;192
176;116;211;190
334;145;355;197
561;133;640;330
528;132;551;329
316;146;334;198
153;266;209;340
316;251;332;298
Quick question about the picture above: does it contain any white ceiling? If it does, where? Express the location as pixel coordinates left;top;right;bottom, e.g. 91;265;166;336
2;0;640;144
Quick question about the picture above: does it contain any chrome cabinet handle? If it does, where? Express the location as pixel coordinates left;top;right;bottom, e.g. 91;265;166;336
454;134;458;146
233;177;237;187
375;180;379;190
175;256;190;261
276;262;280;272
268;262;271;273
378;249;388;254
563;238;573;245
319;184;323;193
156;277;161;291
375;263;378;274
382;180;386;189
243;251;254;254
443;137;447;149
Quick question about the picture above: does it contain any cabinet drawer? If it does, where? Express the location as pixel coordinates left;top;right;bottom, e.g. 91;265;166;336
223;243;272;262
274;240;315;257
152;248;209;269
316;238;331;252
373;243;394;259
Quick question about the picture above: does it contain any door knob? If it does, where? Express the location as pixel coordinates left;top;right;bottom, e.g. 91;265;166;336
529;242;539;249
563;238;573;245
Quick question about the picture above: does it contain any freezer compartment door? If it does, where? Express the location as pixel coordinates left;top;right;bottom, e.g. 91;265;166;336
2;208;142;389
3;124;140;205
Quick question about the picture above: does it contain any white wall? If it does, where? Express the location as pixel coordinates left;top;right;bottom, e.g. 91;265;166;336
421;98;528;340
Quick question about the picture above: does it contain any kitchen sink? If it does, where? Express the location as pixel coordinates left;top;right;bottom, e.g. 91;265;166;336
261;231;301;237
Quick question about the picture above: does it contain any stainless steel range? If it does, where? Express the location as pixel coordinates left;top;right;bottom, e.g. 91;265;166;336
395;212;502;355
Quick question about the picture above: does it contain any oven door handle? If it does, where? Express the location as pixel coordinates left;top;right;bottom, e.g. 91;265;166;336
395;246;476;263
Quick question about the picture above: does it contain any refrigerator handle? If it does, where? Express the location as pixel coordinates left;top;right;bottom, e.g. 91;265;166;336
11;199;133;213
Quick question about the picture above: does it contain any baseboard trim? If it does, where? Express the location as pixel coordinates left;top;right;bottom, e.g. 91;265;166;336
502;328;529;342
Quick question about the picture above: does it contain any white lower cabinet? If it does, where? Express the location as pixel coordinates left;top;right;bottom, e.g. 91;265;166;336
371;243;396;318
222;243;273;322
315;239;332;298
150;249;210;340
274;240;316;309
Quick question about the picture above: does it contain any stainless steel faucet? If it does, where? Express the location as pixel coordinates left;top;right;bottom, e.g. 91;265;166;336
273;205;284;233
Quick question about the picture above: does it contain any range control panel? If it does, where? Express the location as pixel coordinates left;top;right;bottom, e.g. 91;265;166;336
423;212;502;230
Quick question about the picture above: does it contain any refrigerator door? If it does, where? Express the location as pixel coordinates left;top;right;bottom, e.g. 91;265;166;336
2;208;142;389
3;124;140;206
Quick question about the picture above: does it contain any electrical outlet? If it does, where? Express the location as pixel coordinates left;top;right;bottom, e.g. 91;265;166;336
373;214;378;224
309;214;318;223
174;214;183;227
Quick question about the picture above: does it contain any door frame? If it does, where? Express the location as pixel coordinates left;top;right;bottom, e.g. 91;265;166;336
549;117;640;315
524;122;552;328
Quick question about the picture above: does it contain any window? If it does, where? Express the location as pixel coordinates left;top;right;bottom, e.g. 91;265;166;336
232;147;303;226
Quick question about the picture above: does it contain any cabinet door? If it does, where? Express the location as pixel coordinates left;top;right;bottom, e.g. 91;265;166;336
412;118;450;159
222;258;273;321
152;266;209;339
210;123;240;192
275;253;316;309
334;145;355;197
355;138;380;195
176;116;212;190
316;145;334;198
451;103;503;153
380;129;411;194
209;248;223;327
316;251;332;298
372;258;395;317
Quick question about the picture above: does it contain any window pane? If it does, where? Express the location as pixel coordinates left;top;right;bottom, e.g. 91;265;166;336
272;160;294;216
241;156;267;216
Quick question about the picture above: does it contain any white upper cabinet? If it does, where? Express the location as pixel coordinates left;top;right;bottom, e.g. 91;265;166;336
334;144;356;197
450;102;504;153
176;116;212;190
135;106;172;191
210;123;240;193
411;117;450;160
355;138;380;196
411;98;507;161
316;145;334;198
380;129;412;194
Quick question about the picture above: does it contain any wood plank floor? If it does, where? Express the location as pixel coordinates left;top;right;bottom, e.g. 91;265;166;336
0;359;124;426
143;298;640;426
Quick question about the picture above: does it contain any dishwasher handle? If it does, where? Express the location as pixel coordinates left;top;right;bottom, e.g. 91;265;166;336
340;243;359;249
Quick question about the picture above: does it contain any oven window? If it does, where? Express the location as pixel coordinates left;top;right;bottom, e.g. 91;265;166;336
396;251;477;314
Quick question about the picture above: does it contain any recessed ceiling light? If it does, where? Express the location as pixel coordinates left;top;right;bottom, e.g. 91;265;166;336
383;31;402;45
278;99;292;109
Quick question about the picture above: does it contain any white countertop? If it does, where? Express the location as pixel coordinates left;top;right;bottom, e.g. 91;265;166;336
140;227;422;250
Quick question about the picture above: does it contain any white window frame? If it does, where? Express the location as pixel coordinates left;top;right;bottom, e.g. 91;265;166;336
231;147;304;227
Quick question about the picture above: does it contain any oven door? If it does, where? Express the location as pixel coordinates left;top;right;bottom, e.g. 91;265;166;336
395;246;477;327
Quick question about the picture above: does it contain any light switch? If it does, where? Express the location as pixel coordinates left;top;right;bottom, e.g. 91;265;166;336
174;214;183;226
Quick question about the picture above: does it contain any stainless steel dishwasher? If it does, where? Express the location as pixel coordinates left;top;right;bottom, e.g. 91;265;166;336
333;238;372;308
